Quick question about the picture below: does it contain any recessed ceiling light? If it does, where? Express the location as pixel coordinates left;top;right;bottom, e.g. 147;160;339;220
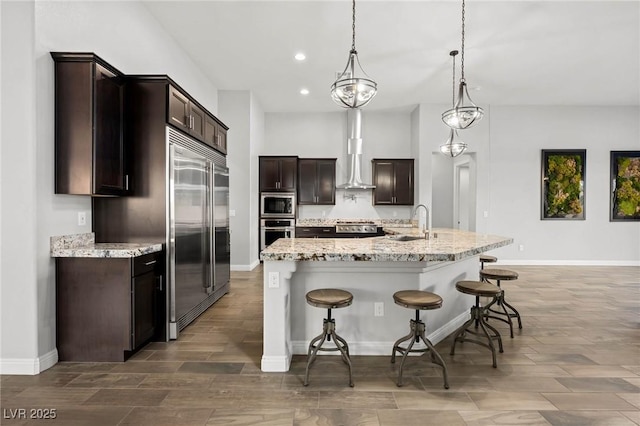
294;52;306;61
300;88;310;95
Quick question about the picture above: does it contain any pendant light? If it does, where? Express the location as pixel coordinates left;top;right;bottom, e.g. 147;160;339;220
331;0;377;108
440;50;467;157
442;0;484;129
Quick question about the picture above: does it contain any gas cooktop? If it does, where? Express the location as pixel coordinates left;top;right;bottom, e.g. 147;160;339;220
335;221;378;234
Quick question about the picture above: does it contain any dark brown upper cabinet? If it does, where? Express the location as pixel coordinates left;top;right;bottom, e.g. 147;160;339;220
52;52;128;196
167;84;227;154
372;159;414;205
168;85;205;140
298;158;336;205
204;114;227;154
259;156;298;192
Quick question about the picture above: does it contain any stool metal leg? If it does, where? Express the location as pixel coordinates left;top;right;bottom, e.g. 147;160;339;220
304;309;354;387
483;279;522;337
450;295;503;368
391;311;449;389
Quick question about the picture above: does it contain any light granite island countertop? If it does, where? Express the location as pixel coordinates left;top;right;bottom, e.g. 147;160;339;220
259;228;512;372
261;228;511;262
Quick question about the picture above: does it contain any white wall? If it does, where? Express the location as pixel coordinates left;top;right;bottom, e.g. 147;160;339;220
219;90;264;270
249;93;264;265
264;110;414;220
1;0;40;374
488;106;640;264
1;0;220;374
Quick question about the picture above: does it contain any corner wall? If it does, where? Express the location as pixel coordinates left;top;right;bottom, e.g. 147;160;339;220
488;106;640;264
1;0;220;374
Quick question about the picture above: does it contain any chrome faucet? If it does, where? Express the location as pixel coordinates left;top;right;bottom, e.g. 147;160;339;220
413;204;431;239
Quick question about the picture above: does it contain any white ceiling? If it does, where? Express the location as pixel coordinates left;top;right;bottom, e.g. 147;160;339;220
143;0;640;113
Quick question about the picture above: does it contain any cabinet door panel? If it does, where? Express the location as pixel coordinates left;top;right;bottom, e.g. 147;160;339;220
373;161;394;205
93;65;125;194
204;115;217;148
168;86;190;130
297;159;317;204
189;103;206;140
133;271;156;349
216;126;227;154
279;158;298;191
393;160;414;205
259;158;281;191
316;160;336;204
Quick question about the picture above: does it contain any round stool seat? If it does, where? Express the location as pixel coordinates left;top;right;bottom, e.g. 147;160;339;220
480;268;518;281
480;255;497;263
456;280;501;297
306;288;353;309
393;290;442;310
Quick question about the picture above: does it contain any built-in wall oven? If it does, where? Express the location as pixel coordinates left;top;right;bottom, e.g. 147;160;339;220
260;218;295;250
260;192;296;218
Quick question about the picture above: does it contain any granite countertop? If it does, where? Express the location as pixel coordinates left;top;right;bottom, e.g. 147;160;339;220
51;233;163;258
260;228;512;262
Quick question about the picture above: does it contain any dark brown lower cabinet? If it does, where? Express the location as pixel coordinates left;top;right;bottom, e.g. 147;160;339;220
56;251;163;362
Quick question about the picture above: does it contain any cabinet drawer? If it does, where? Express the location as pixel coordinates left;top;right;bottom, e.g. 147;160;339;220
133;252;161;276
295;227;335;237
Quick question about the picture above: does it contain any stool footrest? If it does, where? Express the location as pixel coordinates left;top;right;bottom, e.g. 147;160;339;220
450;302;504;368
391;317;449;389
304;316;353;387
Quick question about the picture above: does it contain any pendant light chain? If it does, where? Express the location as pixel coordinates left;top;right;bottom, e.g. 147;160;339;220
460;0;466;82
351;0;356;52
451;52;457;107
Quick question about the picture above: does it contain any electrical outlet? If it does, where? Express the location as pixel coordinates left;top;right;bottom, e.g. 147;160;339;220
77;211;86;226
374;302;384;317
268;272;279;288
483;210;489;218
392;211;397;218
519;244;525;252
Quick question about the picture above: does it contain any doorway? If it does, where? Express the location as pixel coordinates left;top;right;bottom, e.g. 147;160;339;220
453;155;477;231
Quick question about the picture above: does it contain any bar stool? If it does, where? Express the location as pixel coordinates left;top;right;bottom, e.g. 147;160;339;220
450;281;504;368
390;290;449;389
479;254;497;270
480;268;521;338
303;288;354;387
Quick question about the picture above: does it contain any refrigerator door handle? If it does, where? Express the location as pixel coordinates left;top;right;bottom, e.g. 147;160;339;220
209;161;215;294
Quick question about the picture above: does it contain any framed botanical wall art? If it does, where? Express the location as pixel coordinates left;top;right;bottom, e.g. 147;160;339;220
541;149;586;220
610;151;640;221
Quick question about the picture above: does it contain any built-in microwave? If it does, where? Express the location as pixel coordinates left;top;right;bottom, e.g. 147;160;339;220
260;192;296;218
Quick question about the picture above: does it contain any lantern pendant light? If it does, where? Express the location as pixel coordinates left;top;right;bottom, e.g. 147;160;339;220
440;50;468;157
442;0;484;129
331;0;377;108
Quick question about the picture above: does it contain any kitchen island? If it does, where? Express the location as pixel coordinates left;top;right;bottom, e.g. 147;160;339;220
259;228;513;372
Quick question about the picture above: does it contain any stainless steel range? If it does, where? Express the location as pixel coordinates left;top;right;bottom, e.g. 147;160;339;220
335;221;381;236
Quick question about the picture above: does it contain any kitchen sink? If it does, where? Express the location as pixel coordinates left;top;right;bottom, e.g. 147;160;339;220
387;235;425;242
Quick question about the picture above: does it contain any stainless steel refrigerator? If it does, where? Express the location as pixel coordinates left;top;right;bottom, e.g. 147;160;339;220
168;132;230;339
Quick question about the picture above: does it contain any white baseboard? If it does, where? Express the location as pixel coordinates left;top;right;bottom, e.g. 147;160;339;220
291;312;469;356
261;354;292;372
0;348;58;375
231;259;260;271
497;260;640;266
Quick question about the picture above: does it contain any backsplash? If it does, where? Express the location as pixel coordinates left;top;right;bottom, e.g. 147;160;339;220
297;190;414;221
297;218;415;227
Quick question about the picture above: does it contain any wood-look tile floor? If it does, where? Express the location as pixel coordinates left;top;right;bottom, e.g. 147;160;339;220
1;265;639;425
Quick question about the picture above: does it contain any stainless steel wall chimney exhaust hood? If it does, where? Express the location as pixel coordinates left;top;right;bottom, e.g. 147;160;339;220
337;108;375;189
